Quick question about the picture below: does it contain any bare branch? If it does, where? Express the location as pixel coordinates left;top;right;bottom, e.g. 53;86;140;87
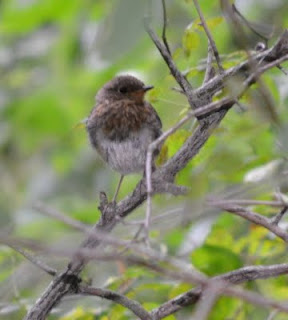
79;285;152;320
145;110;196;242
195;31;288;99
225;285;288;315
207;199;284;207
80;250;288;318
152;263;288;319
74;237;288;319
191;282;221;320
272;206;288;225
221;0;279;124
193;0;224;73
9;244;57;276
33;202;89;232
267;310;279;320
231;4;273;42
144;20;197;109
210;203;288;242
15;229;288;320
161;0;171;55
203;41;215;84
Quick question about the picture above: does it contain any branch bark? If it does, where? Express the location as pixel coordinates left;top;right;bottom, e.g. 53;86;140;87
210;202;288;242
151;263;288;319
79;285;152;320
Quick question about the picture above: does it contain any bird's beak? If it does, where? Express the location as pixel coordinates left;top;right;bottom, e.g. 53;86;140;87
143;85;154;92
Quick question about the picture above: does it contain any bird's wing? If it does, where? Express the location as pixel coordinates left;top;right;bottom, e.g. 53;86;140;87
86;100;112;131
86;102;109;151
144;101;162;140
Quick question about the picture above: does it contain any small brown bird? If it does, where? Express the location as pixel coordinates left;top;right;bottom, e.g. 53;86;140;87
86;75;162;202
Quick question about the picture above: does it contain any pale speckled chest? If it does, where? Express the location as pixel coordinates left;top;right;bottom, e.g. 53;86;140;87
95;127;155;175
87;99;162;175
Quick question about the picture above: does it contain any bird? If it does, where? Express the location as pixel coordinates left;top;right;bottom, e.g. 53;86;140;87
86;74;162;202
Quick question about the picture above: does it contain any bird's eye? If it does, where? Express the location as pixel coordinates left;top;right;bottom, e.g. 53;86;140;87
119;87;128;93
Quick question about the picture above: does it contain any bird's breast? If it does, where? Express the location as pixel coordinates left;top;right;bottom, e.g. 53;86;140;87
98;100;150;141
98;127;155;175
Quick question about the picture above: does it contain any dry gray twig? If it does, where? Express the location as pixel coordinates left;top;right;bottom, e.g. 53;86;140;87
9;244;57;276
151;263;288;319
272;206;288;225
79;285;152;320
161;0;171;55
193;0;224;73
33;202;89;232
211;202;288;242
203;41;215;84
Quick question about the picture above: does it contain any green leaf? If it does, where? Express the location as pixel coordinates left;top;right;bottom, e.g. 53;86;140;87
59;307;94;320
168;283;193;299
0;0;81;34
182;28;200;56
165;129;191;158
191;244;243;276
164;228;187;253
209;296;239;320
206;16;224;29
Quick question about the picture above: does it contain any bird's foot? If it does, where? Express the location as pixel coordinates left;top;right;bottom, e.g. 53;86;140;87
98;191;108;212
98;191;117;214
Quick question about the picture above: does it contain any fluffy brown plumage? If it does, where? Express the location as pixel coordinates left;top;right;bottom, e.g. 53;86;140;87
86;75;162;200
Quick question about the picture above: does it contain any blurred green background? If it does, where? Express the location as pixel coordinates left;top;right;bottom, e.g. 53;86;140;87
1;0;288;319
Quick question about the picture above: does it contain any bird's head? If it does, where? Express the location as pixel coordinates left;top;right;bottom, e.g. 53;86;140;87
96;75;153;103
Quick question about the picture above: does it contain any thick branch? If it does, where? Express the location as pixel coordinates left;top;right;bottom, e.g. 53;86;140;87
151;263;288;319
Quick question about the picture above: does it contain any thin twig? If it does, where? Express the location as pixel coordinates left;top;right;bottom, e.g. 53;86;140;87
272;206;288;225
79;249;288;317
144;173;152;245
118;223;145;255
11;219;288;320
203;41;215;84
207;199;284;207
161;0;171;55
151;263;288;319
133;207;183;226
222;0;279;124
145;111;196;240
191;282;221;320
33;202;89;232
79;285;152;320
211;203;288;242
267;310;279;320
192;52;288;117
193;0;224;73
231;4;272;42
9;244;57;276
144;21;197;109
